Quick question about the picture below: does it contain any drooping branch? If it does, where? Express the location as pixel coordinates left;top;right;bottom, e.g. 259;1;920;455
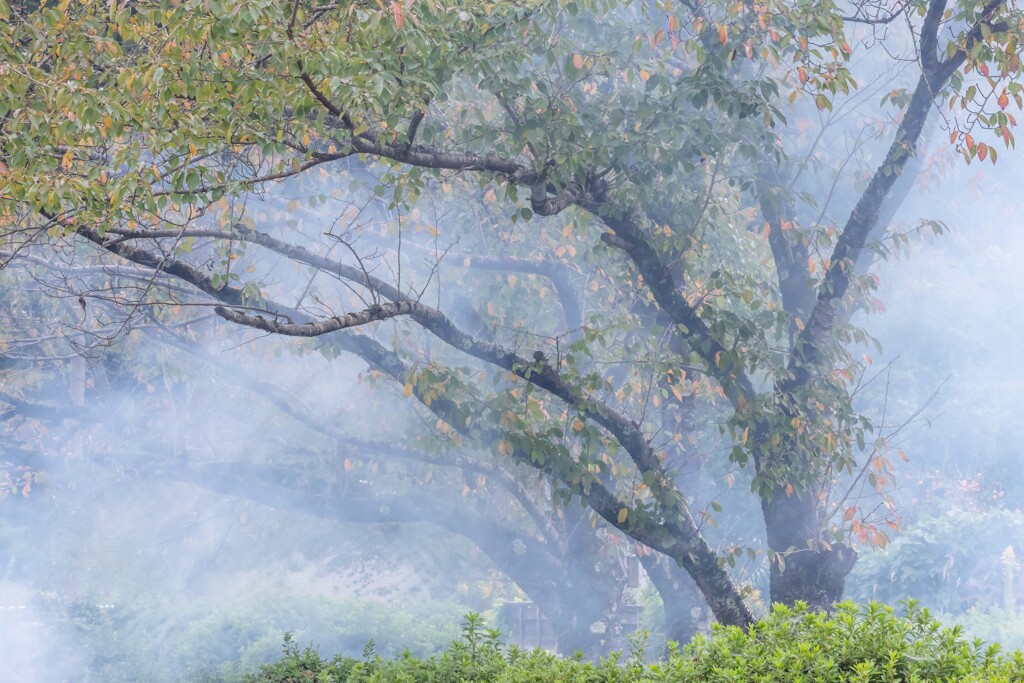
222;225;676;486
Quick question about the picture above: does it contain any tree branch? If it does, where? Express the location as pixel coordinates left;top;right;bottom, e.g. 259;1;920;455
598;213;757;408
70;220;753;628
214;301;419;335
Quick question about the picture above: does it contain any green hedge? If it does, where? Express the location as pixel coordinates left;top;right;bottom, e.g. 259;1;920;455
245;602;1024;682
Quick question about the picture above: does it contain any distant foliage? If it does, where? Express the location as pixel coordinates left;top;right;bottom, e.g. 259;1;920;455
61;592;467;682
248;603;1024;682
848;510;1024;614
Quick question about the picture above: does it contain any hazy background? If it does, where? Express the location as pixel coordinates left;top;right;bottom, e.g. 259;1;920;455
5;45;1024;683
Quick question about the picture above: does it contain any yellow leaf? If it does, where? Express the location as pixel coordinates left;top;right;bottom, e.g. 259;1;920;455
639;69;651;81
402;382;413;398
617;508;628;524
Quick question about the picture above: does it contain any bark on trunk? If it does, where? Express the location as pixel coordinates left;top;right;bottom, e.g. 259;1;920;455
639;553;705;648
761;488;857;609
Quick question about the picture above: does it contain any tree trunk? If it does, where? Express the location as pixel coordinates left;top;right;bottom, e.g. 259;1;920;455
761;488;856;609
548;506;631;657
639;553;704;648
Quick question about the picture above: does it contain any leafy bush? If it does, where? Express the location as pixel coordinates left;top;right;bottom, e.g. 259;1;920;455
848;510;1024;614
247;602;1024;682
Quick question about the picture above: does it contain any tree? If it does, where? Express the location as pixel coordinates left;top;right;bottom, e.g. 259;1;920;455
2;0;1022;630
0;296;655;657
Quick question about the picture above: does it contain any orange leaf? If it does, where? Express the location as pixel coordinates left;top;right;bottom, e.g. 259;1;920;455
999;90;1009;110
965;133;975;150
797;66;808;85
573;53;584;69
979;63;989;77
844;506;858;521
718;24;727;45
978;143;988;161
391;1;404;30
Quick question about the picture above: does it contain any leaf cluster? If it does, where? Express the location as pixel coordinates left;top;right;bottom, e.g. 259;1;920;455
247;602;1024;682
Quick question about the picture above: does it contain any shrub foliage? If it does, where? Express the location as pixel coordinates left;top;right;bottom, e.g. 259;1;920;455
247;602;1024;682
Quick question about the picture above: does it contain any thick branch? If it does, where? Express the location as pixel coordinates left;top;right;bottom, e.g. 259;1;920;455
599;214;756;407
932;0;1008;85
227;225;674;485
757;162;814;323
919;0;949;76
